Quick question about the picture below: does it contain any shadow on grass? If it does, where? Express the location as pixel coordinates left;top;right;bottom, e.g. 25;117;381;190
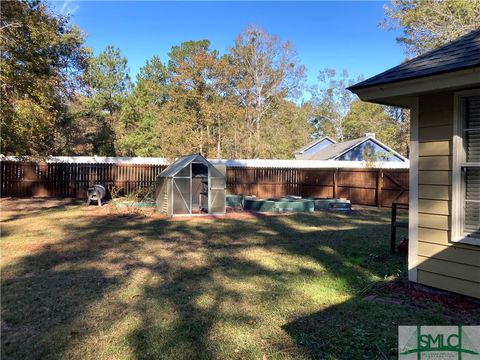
282;279;480;359
0;198;81;223
1;204;414;359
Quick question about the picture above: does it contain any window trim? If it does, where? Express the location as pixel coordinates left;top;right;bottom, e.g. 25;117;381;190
452;89;480;246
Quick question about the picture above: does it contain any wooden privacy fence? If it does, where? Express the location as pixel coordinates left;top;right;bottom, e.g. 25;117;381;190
0;162;166;198
1;161;409;207
227;167;408;207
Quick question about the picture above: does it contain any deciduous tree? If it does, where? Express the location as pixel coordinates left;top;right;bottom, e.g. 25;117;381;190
115;57;169;156
309;69;361;142
74;45;132;155
228;26;306;157
0;0;88;155
342;100;407;154
382;0;480;56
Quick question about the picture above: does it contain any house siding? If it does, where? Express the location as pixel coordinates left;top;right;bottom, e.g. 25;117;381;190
416;92;480;299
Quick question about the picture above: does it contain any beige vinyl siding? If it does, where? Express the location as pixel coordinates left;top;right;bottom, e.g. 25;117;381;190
418;171;451;185
420;113;452;128
417;227;476;250
417;270;480;298
418;213;449;230
418;156;451;170
417;256;480;281
417;93;480;298
418;185;451;200
418;199;449;215
418;141;451;156
418;125;452;141
417;241;479;266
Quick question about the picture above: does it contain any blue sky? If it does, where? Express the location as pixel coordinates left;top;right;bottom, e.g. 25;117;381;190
52;1;405;91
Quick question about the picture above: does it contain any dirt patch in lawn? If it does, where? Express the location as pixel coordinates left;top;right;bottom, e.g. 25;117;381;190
1;197;78;211
84;202;301;221
1;198;373;222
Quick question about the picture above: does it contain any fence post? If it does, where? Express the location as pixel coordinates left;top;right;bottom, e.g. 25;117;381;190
390;202;397;254
376;169;383;207
299;169;304;197
333;169;338;199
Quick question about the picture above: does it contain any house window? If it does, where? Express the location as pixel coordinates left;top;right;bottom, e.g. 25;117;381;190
453;91;480;245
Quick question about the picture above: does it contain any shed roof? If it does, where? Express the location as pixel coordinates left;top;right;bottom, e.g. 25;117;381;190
159;154;210;178
349;28;480;91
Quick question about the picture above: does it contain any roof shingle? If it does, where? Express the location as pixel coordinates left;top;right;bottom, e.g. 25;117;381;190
349;28;480;91
293;136;335;155
302;137;365;160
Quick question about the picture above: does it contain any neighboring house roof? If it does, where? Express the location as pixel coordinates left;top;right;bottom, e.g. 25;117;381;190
349;28;480;91
304;137;364;160
300;136;408;162
292;136;336;155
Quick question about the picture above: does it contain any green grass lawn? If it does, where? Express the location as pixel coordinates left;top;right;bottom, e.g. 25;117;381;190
1;199;478;360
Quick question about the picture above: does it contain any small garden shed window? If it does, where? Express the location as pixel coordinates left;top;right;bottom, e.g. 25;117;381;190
155;154;226;216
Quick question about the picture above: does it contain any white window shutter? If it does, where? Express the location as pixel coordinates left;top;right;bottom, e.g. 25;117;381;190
464;96;480;237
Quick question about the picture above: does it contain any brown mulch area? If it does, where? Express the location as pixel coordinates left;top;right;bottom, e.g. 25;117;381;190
80;202;300;221
0;197;309;226
366;278;480;324
1;198;373;220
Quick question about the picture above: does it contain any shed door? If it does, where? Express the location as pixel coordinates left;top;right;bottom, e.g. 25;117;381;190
208;165;226;214
172;165;191;215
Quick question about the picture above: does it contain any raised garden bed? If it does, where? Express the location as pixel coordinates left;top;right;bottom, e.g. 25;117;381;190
113;196;351;213
226;194;243;207
236;196;351;213
310;198;351;210
243;197;315;213
114;200;156;208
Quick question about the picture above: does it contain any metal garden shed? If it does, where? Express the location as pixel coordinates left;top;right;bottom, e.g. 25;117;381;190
155;154;226;216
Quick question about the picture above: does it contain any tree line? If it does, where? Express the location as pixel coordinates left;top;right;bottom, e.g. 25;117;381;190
2;0;479;159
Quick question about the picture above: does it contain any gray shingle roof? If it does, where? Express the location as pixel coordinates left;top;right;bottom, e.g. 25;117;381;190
293;136;335;155
349;28;480;91
303;137;367;160
300;136;408;162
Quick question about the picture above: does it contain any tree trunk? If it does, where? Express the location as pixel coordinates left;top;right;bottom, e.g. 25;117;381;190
199;126;203;155
216;114;221;158
206;123;210;157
